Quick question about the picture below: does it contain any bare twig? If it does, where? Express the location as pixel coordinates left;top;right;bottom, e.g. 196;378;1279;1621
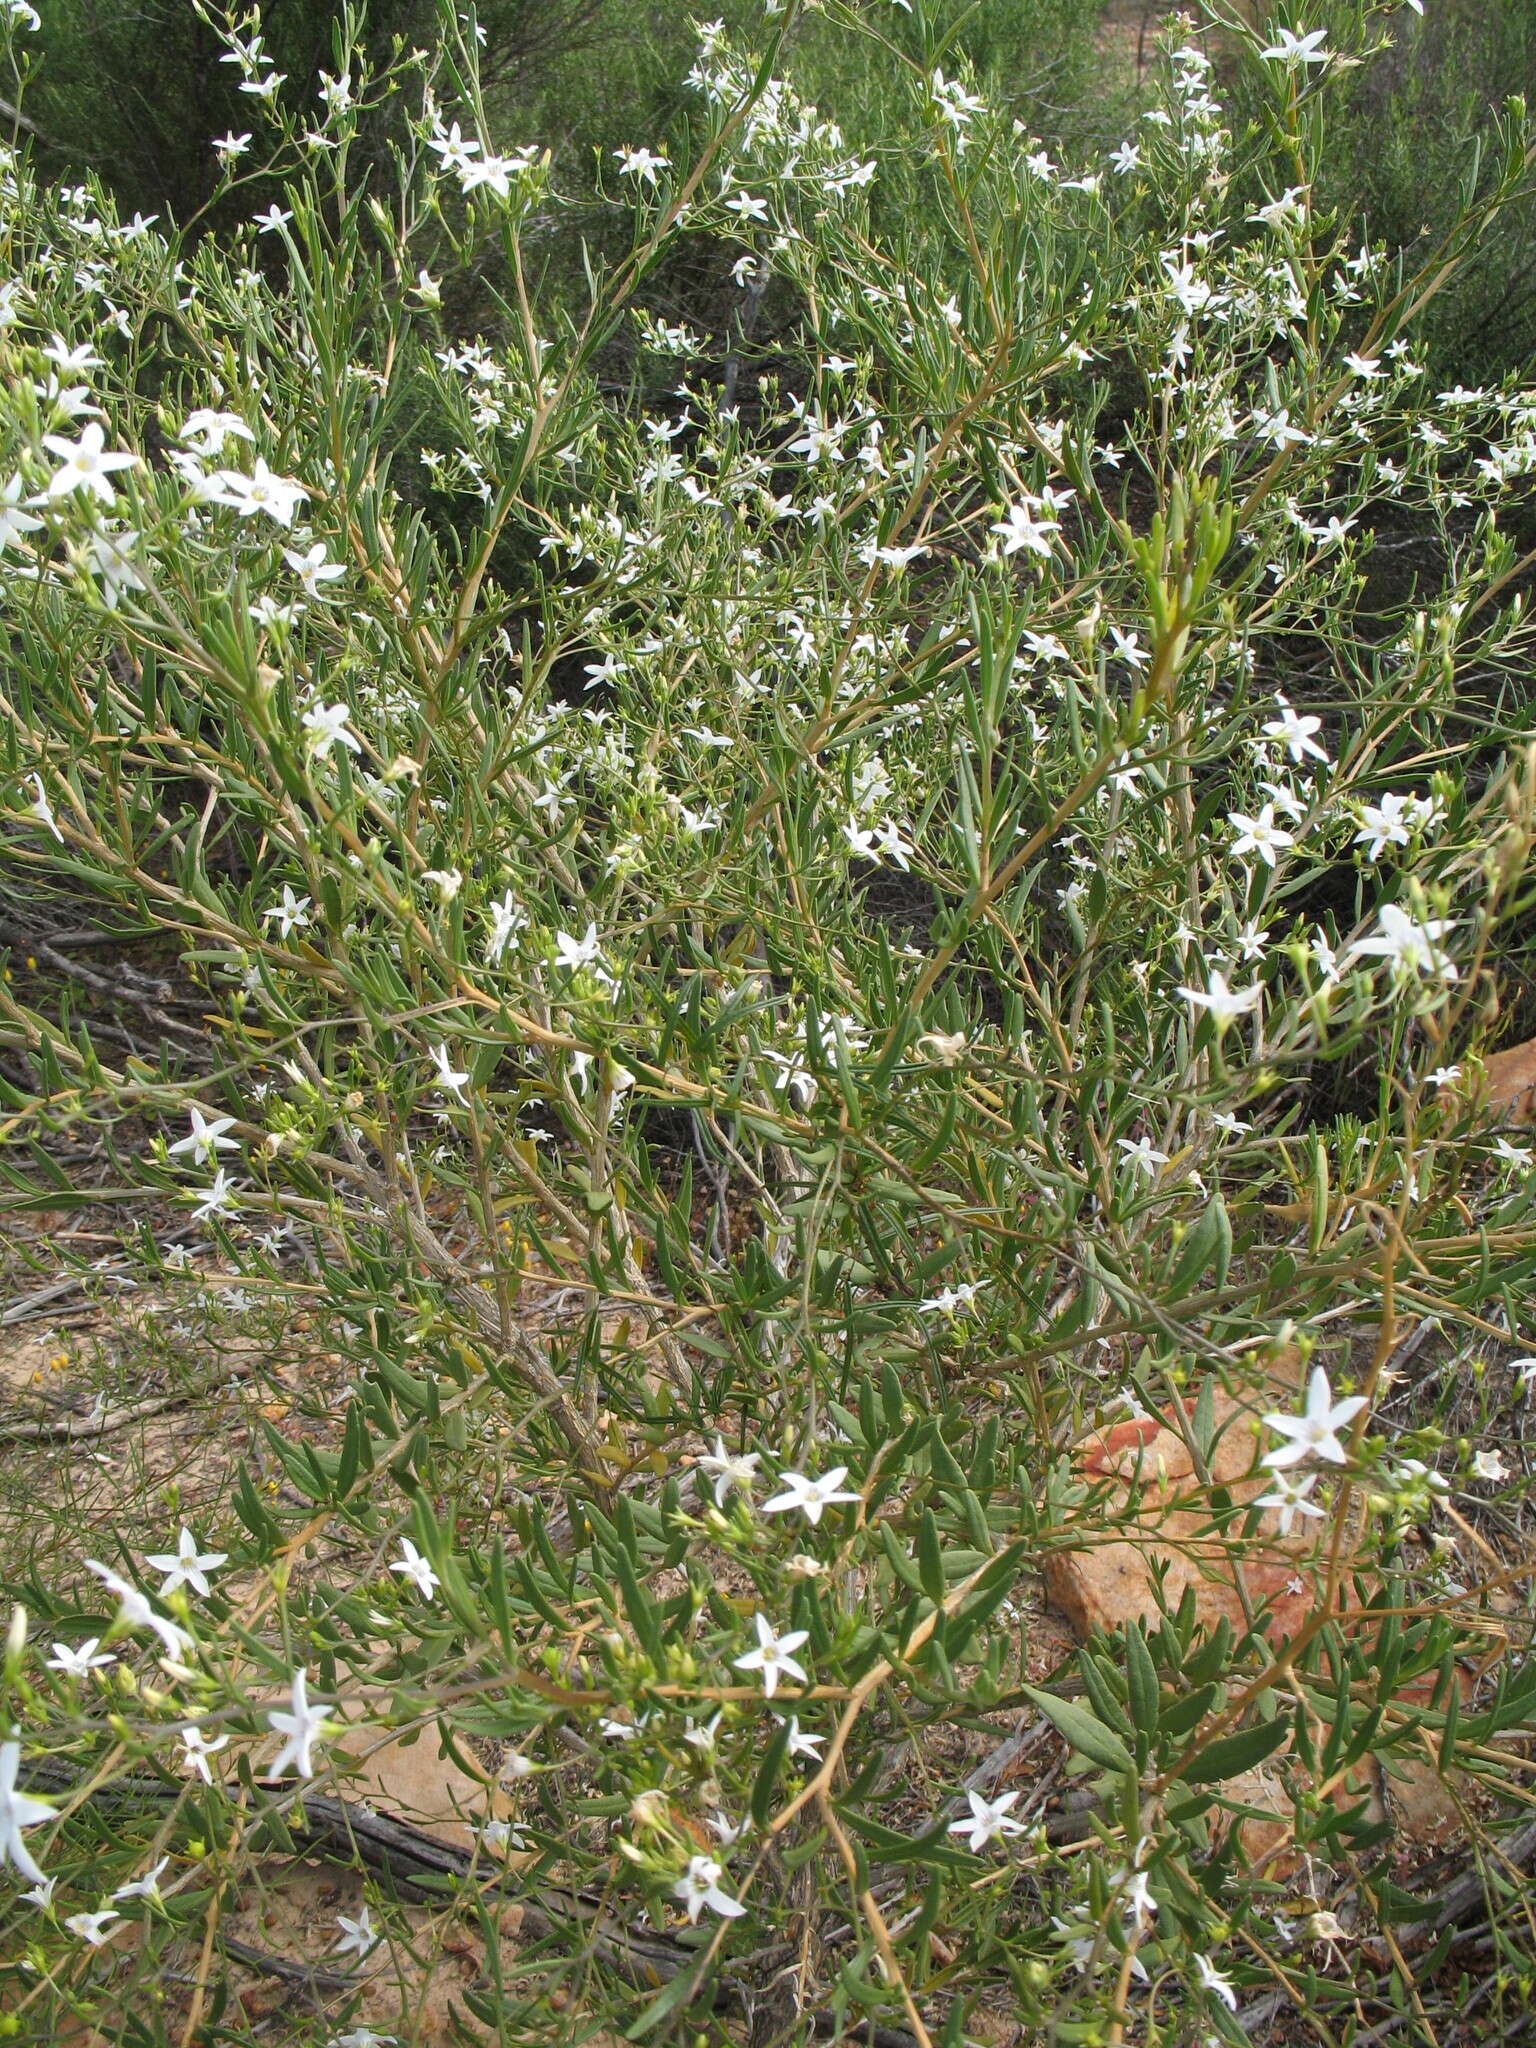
0;1358;259;1442
28;937;208;1046
19;1758;919;2043
216;1933;357;1993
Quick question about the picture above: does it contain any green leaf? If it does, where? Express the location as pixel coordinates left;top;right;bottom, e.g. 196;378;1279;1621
1166;1197;1227;1298
840;1808;973;1871
881;1361;906;1436
750;1716;793;1830
1158;1682;1218;1739
917;1508;945;1606
233;1465;278;1546
1021;1685;1138;1777
880;1522;926;1596
1124;1626;1159;1745
611;1543;661;1659
779;1825;827;1871
624;1959;707;2039
929;1428;966;1489
1178;1717;1288;1785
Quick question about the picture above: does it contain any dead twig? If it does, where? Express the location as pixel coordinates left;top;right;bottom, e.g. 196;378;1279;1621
214;1933;357;1993
1402;1815;1536;1951
28;937;208;1047
0;1357;260;1442
18;1759;919;2045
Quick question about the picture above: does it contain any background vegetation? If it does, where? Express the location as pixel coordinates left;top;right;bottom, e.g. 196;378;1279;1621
19;0;1536;381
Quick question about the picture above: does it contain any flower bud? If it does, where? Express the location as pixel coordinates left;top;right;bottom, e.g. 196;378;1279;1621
629;1789;669;1832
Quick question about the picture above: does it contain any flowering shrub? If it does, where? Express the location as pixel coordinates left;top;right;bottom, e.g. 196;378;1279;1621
3;1;1536;2041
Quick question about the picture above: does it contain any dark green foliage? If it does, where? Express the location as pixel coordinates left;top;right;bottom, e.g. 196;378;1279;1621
19;0;608;224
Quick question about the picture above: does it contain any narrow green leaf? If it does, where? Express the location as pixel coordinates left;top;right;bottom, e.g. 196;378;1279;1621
917;1509;945;1606
624;1959;707;2039
750;1716;793;1830
1021;1684;1137;1777
1179;1717;1288;1785
1124;1626;1159;1745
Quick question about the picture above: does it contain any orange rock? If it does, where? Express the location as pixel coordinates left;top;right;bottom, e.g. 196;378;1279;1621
1213;1764;1299;1875
1043;1363;1468;1857
1478;1036;1536;1122
1044;1367;1326;1645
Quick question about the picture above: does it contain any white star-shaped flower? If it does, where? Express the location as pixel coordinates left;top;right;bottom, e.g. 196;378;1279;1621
0;1738;54;1885
1116;1135;1170;1180
168;1107;238;1167
696;1436;761;1507
86;1561;193;1661
178;408;254;456
1262;1367;1367;1469
948;1789;1025;1852
732;1614;810;1699
26;774;63;842
1195;1953;1238;2010
65;1907;121;1945
1261;697;1327;763
553;922;605;972
284;541;345;598
780;1716;824;1759
46;1638;115;1679
615;146;671;184
41;422;138;504
112;1856;170;1904
214;457;308;526
1254;1468;1325;1536
144;1528;228;1599
673;1853;744;1922
191;1168;239;1222
1120;1868;1158;1925
1228;803;1294;867
430;1043;469;1098
333;1904;380;1960
761;1467;860;1526
989;499;1060;558
1175;970;1263;1026
178;1724;230;1784
263;884;312;938
300;700;360;757
917;1280;985;1315
389;1539;440;1600
0;474;43;551
1261;27;1331;68
1347;904;1457;982
266;1668;330;1780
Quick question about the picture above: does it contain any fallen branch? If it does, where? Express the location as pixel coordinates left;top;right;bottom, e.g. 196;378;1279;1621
18;1759;919;2046
217;1933;357;1992
25;937;209;1049
1400;1814;1536;1951
0;1358;260;1442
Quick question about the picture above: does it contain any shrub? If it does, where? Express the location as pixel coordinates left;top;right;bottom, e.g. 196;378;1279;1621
2;1;1536;2041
